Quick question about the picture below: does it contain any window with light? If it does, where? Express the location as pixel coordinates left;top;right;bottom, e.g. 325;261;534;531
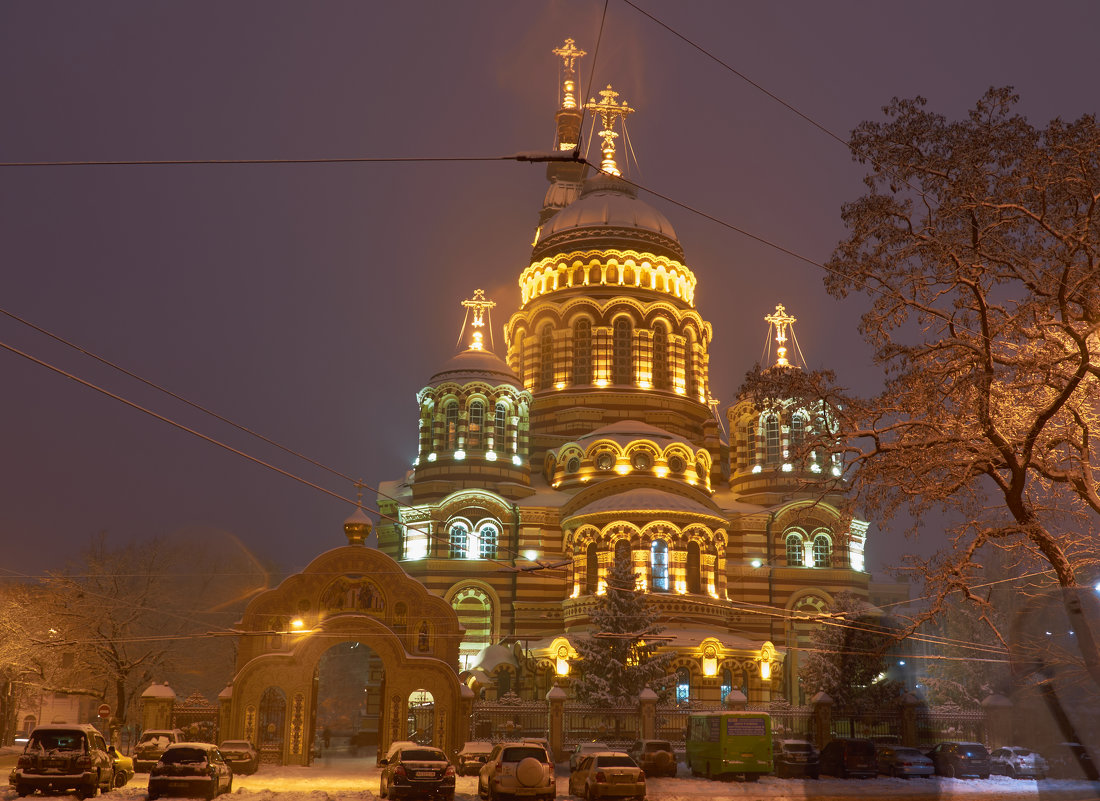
448;522;469;559
477;522;498;559
813;534;832;568
493;402;508;451
468;401;484;449
444;401;459;450
651;539;669;592
764;415;781;465
676;667;690;703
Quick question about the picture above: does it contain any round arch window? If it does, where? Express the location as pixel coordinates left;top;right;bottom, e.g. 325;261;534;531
566;456;581;473
695;459;706;479
631;451;652;471
668;455;685;474
596;452;614;471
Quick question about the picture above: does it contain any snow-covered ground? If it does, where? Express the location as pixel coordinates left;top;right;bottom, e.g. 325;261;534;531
7;754;1098;801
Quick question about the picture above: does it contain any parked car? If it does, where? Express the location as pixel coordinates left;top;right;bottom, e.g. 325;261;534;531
1046;742;1097;780
109;745;135;788
927;741;991;779
772;739;819;778
11;723;114;799
455;742;494;776
568;752;646;800
627;740;677;777
147;742;233;800
819;738;877;779
379;745;455;801
380;741;420;767
989;746;1047;779
478;742;555;801
218;740;259;775
875;745;933;778
570;742;611;773
133;729;186;772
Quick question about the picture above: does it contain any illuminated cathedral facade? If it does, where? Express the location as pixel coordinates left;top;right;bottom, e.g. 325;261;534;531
374;39;869;706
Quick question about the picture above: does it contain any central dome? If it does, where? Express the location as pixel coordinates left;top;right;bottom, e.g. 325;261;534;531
533;174;683;261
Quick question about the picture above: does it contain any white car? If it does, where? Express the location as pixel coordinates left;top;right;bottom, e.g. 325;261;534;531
569;742;610;773
990;746;1048;779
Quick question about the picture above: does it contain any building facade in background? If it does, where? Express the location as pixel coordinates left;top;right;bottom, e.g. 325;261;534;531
374;39;871;707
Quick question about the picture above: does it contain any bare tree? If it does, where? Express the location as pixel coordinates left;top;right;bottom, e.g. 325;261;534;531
748;88;1100;683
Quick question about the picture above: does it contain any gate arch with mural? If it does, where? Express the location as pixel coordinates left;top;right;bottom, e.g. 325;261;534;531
223;523;468;766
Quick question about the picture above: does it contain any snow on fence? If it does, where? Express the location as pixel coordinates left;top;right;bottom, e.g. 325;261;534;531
917;705;985;746
470;698;549;742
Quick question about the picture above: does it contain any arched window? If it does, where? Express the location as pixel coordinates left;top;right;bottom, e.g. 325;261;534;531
468;401;485;449
451;588;493;671
686;541;701;594
651;540;669;592
785;533;804;567
790;413;805;459
586;542;598;594
444;401;459;450
813;534;832;568
612;318;632;384
764;415;781;465
540;326;554;390
684;334;697;398
675;667;690;703
449;522;469;559
720;669;732;704
573;319;592;385
477;522;498;559
653;326;670;390
493;402;508;452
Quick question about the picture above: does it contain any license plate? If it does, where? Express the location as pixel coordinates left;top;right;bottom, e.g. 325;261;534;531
415;771;435;778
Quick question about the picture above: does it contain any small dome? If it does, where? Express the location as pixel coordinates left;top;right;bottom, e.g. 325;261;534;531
470;643;518;672
534;174;682;261
141;682;177;699
427;348;521;389
344;507;373;546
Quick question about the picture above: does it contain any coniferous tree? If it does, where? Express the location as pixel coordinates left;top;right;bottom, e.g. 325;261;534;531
570;555;676;707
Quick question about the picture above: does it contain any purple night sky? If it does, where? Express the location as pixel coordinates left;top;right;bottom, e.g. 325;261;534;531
3;1;1097;581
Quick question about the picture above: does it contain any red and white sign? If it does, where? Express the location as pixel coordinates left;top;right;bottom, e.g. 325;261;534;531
97;704;111;718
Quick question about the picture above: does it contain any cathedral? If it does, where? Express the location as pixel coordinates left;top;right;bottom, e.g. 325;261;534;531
373;39;870;708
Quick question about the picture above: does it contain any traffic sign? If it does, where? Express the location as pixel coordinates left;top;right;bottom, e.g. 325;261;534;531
97;704;111;718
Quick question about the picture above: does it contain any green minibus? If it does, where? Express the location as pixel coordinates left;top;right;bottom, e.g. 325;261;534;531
685;711;773;781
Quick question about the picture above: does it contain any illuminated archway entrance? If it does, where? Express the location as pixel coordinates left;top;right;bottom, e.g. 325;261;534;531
225;538;469;766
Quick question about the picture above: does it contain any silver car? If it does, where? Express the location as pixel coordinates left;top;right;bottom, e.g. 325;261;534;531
876;745;934;778
990;746;1048;779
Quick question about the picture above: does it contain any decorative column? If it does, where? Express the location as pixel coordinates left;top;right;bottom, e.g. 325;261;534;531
638;688;657;740
547;686;566;762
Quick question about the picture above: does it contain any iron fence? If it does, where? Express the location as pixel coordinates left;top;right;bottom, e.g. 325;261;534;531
917;706;984;746
470;699;548;742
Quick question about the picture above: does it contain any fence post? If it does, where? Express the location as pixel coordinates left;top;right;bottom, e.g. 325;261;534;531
980;694;1011;747
723;689;748;711
639;688;657;740
900;692;921;747
810;692;832;750
547;685;566;763
459;685;475;748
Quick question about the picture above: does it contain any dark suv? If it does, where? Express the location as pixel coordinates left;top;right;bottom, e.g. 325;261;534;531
927;741;991;779
12;723;114;798
819;738;877;779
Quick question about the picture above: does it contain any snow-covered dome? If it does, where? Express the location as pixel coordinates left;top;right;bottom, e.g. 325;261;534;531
426;348;521;389
533;174;683;261
470;643;518;672
141;682;177;699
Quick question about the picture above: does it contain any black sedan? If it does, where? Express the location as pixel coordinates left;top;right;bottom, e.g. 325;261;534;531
148;743;233;800
379;746;455;801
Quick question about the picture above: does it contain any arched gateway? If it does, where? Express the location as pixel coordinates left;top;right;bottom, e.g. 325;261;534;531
223;513;468;765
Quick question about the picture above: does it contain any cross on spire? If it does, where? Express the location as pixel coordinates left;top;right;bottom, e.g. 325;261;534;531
586;84;634;176
764;303;799;368
552;38;586;110
460;289;496;352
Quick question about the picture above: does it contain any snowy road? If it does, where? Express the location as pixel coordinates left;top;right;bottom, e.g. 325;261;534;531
7;758;1096;801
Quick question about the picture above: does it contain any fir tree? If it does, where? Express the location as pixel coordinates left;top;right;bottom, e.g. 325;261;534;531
570;554;676;707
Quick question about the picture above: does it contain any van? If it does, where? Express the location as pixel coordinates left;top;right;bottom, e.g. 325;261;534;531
685;711;772;781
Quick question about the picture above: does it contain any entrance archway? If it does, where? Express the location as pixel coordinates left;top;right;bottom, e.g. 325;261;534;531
313;641;384;757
